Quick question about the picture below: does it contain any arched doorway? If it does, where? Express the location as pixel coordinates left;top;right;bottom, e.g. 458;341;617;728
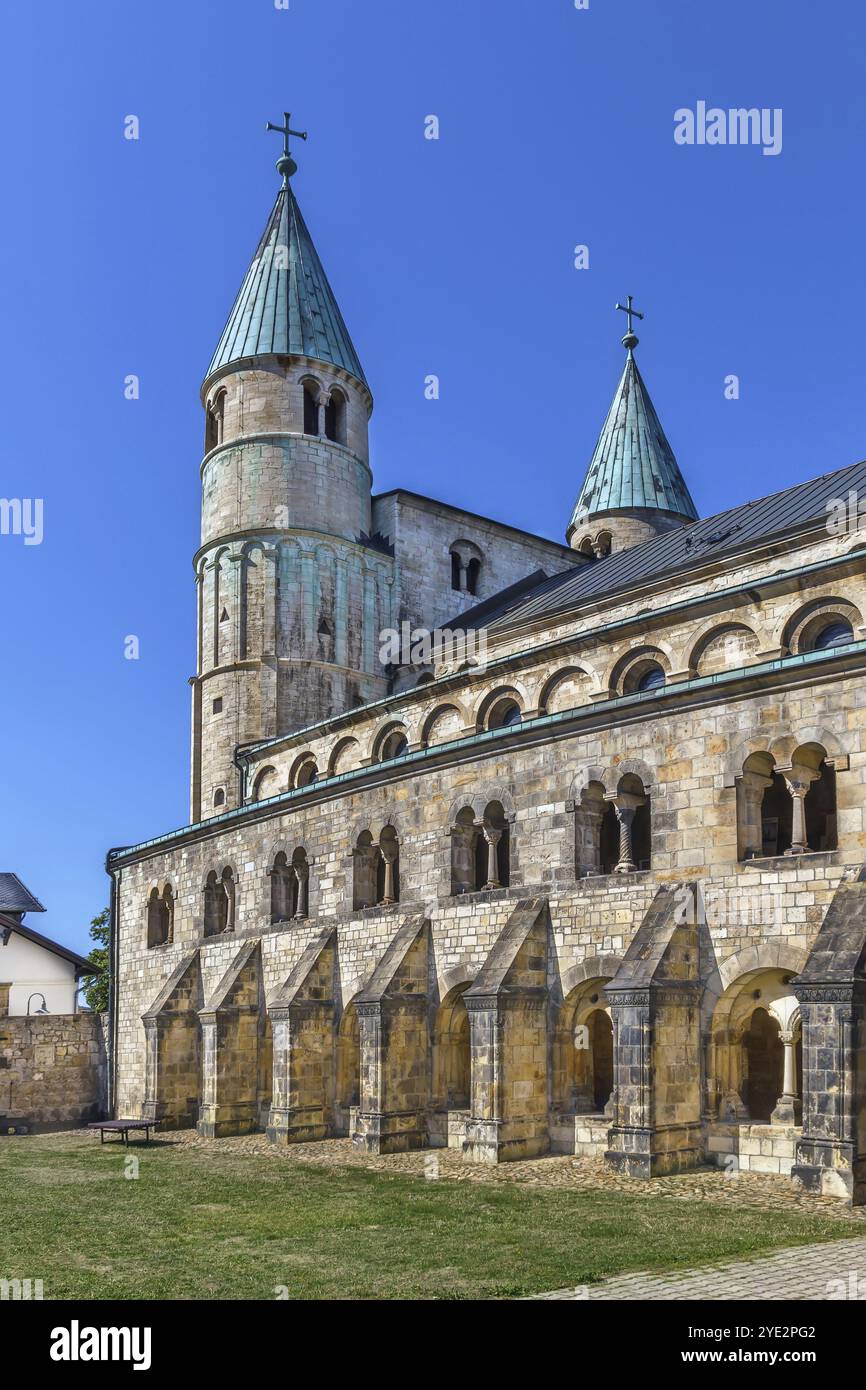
431;983;472;1146
336;1000;361;1135
553;979;615;1118
709;966;802;1126
743;1008;783;1123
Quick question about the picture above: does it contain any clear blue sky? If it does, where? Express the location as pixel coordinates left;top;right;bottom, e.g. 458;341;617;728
2;0;864;955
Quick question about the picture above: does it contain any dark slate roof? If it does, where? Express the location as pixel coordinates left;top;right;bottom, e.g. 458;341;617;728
494;456;866;632
568;351;698;538
0;872;45;914
0;912;99;975
207;182;367;386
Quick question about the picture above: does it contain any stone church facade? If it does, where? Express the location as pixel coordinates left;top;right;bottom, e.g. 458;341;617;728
108;129;866;1203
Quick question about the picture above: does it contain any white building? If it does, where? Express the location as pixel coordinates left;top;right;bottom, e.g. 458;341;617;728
0;873;97;1016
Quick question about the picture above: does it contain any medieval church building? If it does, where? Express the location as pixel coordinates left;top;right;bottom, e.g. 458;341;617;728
108;122;866;1203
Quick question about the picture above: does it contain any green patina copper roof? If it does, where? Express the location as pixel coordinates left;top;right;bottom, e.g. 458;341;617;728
206;182;367;386
568;348;697;538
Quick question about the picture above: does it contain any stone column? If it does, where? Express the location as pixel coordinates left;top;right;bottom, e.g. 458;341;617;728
770;1030;800;1125
458;561;468;592
316;399;326;436
481;825;502;889
379;843;398;906
781;764;820;855
609;792;644;873
293;863;309;919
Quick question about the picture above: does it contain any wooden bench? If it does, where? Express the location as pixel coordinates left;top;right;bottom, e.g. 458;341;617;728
87;1119;157;1146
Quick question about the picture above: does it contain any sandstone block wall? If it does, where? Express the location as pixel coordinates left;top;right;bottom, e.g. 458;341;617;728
0;1013;107;1131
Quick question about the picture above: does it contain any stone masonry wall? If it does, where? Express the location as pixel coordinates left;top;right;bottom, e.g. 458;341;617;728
0;1012;107;1131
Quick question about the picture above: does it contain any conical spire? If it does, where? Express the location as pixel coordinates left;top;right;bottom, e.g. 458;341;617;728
567;301;697;552
206;132;367;386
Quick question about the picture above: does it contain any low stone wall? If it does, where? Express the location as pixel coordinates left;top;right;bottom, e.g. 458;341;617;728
707;1122;800;1176
0;1013;107;1132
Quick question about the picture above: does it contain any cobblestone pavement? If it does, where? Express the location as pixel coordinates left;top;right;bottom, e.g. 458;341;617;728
531;1236;866;1300
52;1127;866;1223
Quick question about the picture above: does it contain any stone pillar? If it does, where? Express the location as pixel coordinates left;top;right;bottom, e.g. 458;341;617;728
609;792;644;873
781;764;820;855
481;825;502;889
379;843;398;906
604;885;704;1177
463;898;551;1164
267;927;338;1145
0;983;9;1019
771;1030;800;1125
141;951;202;1129
353;916;431;1154
293;862;309;919
197;941;265;1138
267;1002;334;1144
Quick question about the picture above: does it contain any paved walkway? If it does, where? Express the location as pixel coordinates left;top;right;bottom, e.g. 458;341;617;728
532;1236;866;1300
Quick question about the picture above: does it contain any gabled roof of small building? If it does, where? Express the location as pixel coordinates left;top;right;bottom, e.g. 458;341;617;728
494;455;866;632
567;350;698;539
0;872;45;914
206;180;367;387
0;912;99;975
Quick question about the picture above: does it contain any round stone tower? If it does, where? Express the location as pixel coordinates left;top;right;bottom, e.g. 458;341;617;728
567;301;698;558
191;124;390;821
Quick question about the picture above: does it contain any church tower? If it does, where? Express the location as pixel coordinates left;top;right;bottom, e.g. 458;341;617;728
567;298;698;557
191;117;392;822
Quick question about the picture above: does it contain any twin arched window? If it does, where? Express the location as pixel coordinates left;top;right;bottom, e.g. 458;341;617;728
450;802;510;894
450;543;483;596
146;885;174;948
353;827;400;909
203;867;235;936
205;389;226;453
270;849;310;922
303;383;347;444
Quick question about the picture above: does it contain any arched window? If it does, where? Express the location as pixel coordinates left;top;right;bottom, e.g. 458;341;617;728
449;541;483;595
294;758;318;789
636;664;665;692
813;620;854;650
486;695;523;731
379;728;409;762
353;830;378;910
205;389;226;452
303;385;319;436
580;774;651;874
475;801;509;889
270;852;293;924
737;745;838;859
213;787;226;808
450;806;478;894
146;885;173;948
203;870;230;936
376;826;400;905
324;390;346;445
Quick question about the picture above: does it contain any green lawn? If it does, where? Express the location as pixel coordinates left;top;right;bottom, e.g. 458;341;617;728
0;1134;858;1300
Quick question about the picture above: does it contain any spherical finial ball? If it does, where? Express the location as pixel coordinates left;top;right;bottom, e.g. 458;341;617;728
277;154;298;181
622;331;639;351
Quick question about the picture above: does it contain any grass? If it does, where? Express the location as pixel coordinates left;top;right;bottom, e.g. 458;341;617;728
0;1133;858;1300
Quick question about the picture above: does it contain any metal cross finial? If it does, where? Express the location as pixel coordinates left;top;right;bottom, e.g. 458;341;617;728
266;111;308;182
616;295;644;340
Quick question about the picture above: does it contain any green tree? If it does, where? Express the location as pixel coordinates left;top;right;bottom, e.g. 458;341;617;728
83;907;110;1012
